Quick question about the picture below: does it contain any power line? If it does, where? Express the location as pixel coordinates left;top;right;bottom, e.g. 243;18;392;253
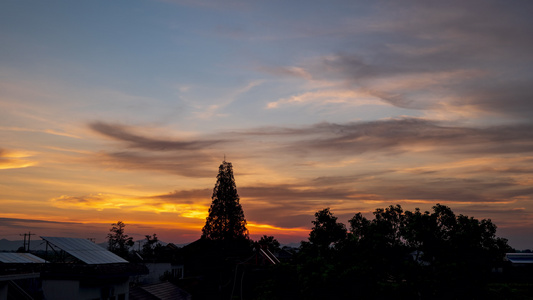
19;231;36;252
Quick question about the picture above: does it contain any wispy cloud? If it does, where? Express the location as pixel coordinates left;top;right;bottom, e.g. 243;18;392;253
184;80;264;120
90;122;226;151
254;1;533;121
85;118;533;181
0;217;83;227
231;119;533;158
267;89;387;109
236;174;533;228
3;0;533;248
0;148;36;170
98;151;215;177
0;126;81;139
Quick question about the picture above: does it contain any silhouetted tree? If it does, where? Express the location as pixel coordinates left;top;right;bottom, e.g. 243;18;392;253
279;204;512;299
142;233;162;258
344;205;414;297
296;208;348;299
202;160;248;241
258;235;281;252
405;204;512;298
347;204;512;298
308;207;347;251
107;221;134;258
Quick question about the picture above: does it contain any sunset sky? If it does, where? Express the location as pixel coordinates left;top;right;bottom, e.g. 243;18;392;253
1;1;533;249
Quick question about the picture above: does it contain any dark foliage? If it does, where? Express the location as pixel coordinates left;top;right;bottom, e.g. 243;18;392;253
177;238;254;300
142;233;163;259
258;235;281;252
308;208;347;252
254;204;511;300
202;160;248;241
106;220;134;258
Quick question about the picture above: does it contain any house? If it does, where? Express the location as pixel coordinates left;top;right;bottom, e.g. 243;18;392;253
253;244;280;266
129;243;185;286
40;236;147;300
0;252;46;300
505;253;533;266
132;262;184;286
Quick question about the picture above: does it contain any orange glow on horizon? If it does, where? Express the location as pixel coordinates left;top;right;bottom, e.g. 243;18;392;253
50;194;210;218
247;222;309;235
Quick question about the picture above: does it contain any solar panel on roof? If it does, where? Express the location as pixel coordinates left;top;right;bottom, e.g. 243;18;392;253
506;253;533;264
0;252;46;264
41;236;128;264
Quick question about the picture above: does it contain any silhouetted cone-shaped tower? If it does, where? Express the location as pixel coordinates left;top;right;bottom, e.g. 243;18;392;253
202;160;248;240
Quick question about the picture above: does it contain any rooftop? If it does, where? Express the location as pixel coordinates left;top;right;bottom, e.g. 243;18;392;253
41;236;128;264
0;252;46;264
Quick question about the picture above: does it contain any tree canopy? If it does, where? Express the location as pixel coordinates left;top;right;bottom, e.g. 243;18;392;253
201;160;248;241
258;235;281;252
142;233;162;258
106;221;134;258
183;203;514;299
309;207;347;249
287;204;512;299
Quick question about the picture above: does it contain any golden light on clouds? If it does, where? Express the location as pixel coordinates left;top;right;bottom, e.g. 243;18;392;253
247;223;310;240
0;160;35;170
248;223;308;232
0;126;81;139
51;194;131;211
2;1;533;250
267;89;386;109
0;149;36;169
50;193;209;220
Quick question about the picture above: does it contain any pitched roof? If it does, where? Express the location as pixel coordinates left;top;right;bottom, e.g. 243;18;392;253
506;253;533;264
0;253;46;264
130;282;191;300
41;236;128;264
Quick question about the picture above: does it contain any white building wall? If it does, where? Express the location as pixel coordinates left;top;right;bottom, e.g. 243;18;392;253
42;279;79;300
79;279;129;300
135;262;171;285
131;262;184;285
0;281;7;300
43;278;129;300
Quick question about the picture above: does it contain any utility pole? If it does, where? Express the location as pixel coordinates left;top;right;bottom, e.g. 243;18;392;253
19;232;36;252
28;231;35;251
27;232;35;252
19;233;27;252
